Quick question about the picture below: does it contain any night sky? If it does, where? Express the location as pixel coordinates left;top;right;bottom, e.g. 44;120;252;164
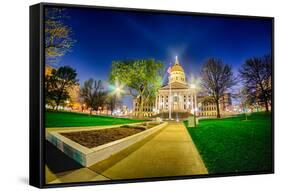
47;7;272;108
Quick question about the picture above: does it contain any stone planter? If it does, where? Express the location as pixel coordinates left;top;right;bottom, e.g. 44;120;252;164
46;122;168;167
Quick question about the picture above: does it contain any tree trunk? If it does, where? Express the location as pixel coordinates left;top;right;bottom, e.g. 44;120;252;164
260;83;269;112
138;97;143;118
138;94;144;118
55;103;59;111
216;99;221;118
264;99;269;112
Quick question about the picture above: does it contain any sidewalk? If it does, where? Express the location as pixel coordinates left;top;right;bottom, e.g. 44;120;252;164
91;121;208;179
48;121;207;183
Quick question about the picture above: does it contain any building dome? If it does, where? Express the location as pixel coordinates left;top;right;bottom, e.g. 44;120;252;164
169;56;186;84
171;56;184;72
171;64;184;72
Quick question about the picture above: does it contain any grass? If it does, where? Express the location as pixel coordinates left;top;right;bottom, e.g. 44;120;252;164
184;112;273;174
45;111;145;128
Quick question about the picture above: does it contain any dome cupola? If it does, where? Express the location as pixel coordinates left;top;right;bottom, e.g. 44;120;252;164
169;56;186;84
171;56;184;72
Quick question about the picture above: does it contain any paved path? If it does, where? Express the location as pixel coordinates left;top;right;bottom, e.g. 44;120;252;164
93;121;208;179
48;121;207;183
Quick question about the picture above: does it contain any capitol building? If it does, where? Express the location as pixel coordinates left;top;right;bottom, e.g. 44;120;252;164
155;57;195;114
133;57;197;118
133;57;232;118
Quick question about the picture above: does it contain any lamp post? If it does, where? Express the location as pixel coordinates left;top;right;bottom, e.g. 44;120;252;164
111;82;124;115
190;84;197;127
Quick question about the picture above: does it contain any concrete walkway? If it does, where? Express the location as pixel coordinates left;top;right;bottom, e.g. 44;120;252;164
91;121;207;179
48;121;207;183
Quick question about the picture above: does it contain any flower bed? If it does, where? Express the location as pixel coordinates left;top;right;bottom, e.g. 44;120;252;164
46;122;168;167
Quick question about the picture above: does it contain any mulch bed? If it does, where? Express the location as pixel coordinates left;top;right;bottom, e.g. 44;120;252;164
61;126;148;148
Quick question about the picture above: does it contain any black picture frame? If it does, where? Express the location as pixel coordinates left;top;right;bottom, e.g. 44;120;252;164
30;2;274;188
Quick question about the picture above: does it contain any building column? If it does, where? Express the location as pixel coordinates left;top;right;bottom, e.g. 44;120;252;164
179;93;182;111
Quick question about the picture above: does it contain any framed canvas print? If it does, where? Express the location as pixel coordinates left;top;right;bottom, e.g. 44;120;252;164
29;2;274;188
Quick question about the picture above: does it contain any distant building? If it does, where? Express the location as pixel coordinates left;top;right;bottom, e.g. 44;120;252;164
67;84;81;110
197;93;232;117
133;99;155;117
45;64;54;76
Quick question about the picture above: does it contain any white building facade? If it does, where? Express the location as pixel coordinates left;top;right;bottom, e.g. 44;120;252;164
155;57;195;114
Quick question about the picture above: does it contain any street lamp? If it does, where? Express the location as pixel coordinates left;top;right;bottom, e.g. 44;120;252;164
112;82;124;98
115;87;121;93
108;81;125;115
190;83;197;127
190;84;196;89
189;75;201;127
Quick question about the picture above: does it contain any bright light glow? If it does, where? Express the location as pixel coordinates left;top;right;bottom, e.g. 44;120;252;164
115;87;121;93
189;75;201;90
112;109;122;116
110;81;125;98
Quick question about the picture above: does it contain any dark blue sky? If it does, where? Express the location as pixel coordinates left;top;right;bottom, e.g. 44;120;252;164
48;7;272;108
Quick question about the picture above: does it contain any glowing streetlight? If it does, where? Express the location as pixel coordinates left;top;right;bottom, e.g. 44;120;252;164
115;87;121;92
189;75;201;114
190;83;198;127
115;86;121;95
111;81;125;98
190;75;201;90
108;81;125;115
190;84;196;89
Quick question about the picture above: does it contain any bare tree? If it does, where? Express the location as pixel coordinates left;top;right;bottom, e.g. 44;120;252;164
45;8;76;65
201;58;236;118
80;79;106;115
239;55;272;112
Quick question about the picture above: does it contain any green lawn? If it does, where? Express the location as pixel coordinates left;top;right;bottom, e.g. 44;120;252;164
184;112;273;174
45;111;145;127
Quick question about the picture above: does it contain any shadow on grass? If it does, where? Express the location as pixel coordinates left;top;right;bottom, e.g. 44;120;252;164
45;140;83;173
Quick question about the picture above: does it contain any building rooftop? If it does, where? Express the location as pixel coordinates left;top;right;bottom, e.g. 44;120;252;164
159;81;188;90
